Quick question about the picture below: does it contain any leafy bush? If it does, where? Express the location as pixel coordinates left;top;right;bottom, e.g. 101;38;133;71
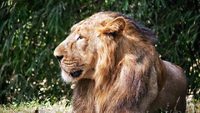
0;0;199;104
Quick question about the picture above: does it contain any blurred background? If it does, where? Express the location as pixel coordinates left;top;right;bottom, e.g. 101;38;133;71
0;0;199;106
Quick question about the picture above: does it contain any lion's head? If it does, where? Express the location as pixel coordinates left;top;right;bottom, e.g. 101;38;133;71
54;12;157;85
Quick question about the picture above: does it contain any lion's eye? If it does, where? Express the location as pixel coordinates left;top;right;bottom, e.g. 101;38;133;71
106;32;117;37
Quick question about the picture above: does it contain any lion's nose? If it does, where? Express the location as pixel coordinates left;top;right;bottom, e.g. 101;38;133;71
55;55;63;62
54;46;64;62
54;40;68;62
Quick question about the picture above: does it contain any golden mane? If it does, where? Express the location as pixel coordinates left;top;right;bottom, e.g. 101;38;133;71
54;11;187;113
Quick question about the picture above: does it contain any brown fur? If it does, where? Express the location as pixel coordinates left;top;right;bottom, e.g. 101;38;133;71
54;11;187;113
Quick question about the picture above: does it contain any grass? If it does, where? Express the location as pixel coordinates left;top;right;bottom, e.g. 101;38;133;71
0;98;199;113
0;99;72;113
186;95;200;113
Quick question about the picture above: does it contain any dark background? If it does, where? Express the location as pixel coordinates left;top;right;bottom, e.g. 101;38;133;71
0;0;199;104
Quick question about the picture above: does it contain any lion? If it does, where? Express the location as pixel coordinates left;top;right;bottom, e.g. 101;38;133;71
54;11;187;113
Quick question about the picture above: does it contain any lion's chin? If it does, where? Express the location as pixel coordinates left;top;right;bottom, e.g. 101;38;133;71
61;69;73;84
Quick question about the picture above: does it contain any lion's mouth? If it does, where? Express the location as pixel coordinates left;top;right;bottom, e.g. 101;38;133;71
70;70;83;78
61;63;84;78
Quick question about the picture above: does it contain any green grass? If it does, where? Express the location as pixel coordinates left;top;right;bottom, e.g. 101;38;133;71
0;98;199;113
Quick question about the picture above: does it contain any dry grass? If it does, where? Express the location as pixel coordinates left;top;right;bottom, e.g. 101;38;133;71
0;99;72;113
0;98;199;113
186;95;200;113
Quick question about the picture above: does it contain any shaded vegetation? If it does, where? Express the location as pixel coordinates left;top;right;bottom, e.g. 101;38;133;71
0;0;199;104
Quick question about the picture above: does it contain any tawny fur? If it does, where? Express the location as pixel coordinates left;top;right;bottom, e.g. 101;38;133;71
54;11;187;113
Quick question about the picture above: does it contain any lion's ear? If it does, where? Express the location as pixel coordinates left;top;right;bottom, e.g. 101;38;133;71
102;17;126;35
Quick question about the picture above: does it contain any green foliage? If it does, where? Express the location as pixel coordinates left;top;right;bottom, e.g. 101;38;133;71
0;0;199;104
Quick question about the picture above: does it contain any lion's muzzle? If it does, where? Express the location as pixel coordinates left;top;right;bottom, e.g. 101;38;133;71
61;61;84;78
